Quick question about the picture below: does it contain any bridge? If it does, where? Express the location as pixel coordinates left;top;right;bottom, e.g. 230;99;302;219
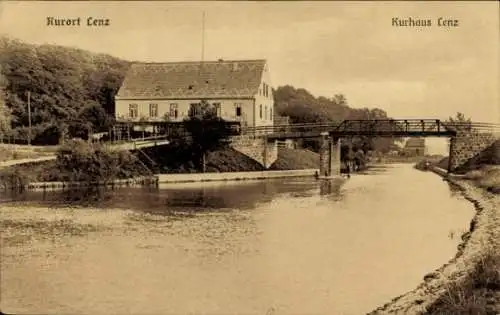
238;119;499;138
109;119;499;176
105;135;170;151
4;119;496;176
229;119;500;176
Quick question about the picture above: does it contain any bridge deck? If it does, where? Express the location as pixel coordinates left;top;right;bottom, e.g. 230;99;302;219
108;138;170;151
265;130;456;139
239;119;500;139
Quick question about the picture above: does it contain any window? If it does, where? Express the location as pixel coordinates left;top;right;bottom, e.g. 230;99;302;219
169;103;178;118
149;103;158;117
265;105;268;120
213;102;221;116
270;107;273;120
262;84;266;97
189;103;201;116
259;104;263;119
129;104;138;118
235;103;242;117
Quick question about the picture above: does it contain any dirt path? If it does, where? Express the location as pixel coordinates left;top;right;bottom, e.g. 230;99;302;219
0;155;56;169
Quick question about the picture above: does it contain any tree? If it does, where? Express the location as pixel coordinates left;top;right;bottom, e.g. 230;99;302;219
332;94;348;107
353;149;366;171
0;36;129;145
0;69;11;139
183;100;232;172
446;112;472;132
273;85;400;154
78;103;114;132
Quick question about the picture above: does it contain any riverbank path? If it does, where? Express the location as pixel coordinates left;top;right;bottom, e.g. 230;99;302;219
0;135;170;169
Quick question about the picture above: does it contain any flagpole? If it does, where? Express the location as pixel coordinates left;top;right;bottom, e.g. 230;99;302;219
201;11;205;63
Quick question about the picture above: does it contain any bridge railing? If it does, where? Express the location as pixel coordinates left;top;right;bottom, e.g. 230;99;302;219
106;134;170;146
332;119;452;135
239;122;343;136
103;120;500;144
239;120;500;137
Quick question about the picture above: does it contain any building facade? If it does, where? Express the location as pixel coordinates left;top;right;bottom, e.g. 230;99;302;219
114;59;275;128
403;138;427;156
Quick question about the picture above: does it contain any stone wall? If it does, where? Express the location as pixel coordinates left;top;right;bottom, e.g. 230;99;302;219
157;169;317;184
449;132;499;173
319;135;329;176
230;136;278;169
319;135;341;177
277;139;296;149
330;138;341;176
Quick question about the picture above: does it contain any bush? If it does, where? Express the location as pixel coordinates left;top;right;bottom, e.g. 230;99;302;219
56;139;141;183
0;167;32;189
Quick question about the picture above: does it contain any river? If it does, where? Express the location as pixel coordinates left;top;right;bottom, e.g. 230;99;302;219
0;164;475;315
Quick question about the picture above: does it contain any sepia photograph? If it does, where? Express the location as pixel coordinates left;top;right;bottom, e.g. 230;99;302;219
0;1;499;314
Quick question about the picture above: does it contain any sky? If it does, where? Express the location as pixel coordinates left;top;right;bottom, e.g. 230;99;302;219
1;1;499;154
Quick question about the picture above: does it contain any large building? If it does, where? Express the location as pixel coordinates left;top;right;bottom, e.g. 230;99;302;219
114;59;274;128
403;138;427;156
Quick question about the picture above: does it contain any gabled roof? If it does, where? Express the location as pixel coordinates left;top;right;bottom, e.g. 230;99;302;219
405;138;425;148
116;59;267;99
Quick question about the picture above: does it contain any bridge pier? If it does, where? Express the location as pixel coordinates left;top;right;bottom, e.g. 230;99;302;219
448;131;499;173
319;132;341;177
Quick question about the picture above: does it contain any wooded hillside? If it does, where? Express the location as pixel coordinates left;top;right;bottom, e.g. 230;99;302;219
0;36;129;144
0;36;398;151
273;86;400;152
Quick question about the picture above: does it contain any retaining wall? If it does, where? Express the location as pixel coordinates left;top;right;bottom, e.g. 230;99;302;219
449;132;499;173
157;169;318;183
230;136;278;168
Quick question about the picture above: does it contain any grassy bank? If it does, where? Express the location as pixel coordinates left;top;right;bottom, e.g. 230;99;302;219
269;147;319;170
0;146;322;188
461;166;500;194
368;176;500;315
425;245;499;314
140;145;321;174
407;159;500;314
0;140;149;189
416;155;500;194
423;173;500;315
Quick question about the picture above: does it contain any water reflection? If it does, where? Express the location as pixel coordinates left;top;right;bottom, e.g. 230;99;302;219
0;178;323;214
60;186;112;205
319;178;344;199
